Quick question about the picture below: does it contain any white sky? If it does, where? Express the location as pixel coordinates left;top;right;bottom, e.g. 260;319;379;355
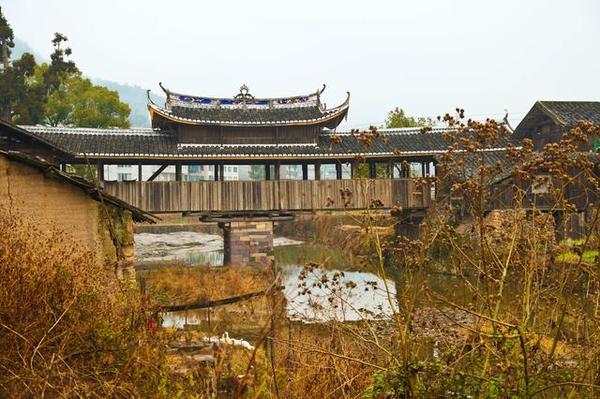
3;0;600;128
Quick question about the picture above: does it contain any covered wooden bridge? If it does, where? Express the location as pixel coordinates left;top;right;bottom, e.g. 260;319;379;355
102;178;431;213
2;83;446;215
0;83;507;265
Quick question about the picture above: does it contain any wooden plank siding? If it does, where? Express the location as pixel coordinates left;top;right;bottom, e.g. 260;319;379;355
103;179;431;213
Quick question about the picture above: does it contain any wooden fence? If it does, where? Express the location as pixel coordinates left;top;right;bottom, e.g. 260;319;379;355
103;178;431;213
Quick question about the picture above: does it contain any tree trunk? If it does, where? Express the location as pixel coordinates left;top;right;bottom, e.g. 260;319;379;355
1;44;10;120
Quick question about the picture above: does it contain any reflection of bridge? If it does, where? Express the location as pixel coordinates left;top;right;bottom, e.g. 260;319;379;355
103;178;431;214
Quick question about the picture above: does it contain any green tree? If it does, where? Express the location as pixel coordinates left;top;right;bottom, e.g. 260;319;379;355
0;6;14;69
0;6;27;121
384;107;434;128
45;73;131;128
11;63;47;124
44;32;78;93
248;165;266;180
0;52;37;121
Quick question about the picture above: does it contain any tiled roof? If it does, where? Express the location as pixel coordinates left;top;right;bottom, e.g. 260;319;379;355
514;101;600;138
537;101;600;126
17;125;514;161
152;83;350;127
435;148;511;180
169;105;335;124
150;101;349;127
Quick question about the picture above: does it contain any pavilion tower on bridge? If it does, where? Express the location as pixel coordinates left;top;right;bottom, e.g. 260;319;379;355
150;83;349;141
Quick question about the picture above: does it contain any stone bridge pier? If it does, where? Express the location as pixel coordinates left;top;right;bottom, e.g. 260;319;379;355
201;213;294;266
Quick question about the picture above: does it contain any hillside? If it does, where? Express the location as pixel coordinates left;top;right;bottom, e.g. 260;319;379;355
92;79;164;128
13;37;164;128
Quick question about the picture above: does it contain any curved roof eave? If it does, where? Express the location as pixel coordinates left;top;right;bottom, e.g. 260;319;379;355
159;82;327;104
148;101;350;128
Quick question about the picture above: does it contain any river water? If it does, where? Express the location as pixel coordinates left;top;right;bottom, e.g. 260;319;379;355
134;231;397;326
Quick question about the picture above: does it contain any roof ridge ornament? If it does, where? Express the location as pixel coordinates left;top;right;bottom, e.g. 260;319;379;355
234;84;255;103
146;89;156;106
319;84;326;95
316;84;326;108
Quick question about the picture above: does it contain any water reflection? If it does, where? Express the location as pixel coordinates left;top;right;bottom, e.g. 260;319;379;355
137;231;397;326
135;231;303;266
282;266;397;322
161;265;397;327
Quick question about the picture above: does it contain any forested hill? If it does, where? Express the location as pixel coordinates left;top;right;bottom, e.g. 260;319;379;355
13;37;164;128
92;80;165;128
13;37;47;63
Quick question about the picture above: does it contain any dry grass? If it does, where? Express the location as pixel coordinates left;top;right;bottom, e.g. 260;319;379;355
142;265;271;306
0;210;202;397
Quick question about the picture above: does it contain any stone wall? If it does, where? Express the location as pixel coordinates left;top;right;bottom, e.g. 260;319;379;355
0;155;134;266
222;221;274;266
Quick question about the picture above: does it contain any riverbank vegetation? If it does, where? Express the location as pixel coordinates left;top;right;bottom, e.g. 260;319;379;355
3;112;600;398
0;211;202;397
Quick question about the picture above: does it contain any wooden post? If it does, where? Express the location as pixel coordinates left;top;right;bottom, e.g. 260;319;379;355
138;163;143;181
387;161;392;179
335;163;342;180
214;163;219;181
315;162;321;180
265;163;271;181
175;163;182;182
425;161;431;177
302;163;308;180
369;162;376;179
219;163;225;181
274;162;281;180
98;162;104;181
421;162;426;178
351;160;358;179
402;161;409;178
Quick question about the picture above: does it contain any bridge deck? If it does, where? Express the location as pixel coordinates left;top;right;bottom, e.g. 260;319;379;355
103;178;431;214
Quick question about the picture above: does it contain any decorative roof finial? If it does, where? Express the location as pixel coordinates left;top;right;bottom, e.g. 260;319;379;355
234;84;254;103
319;84;326;95
146;89;156;106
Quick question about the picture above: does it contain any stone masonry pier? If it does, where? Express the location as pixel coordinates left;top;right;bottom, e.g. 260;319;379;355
201;213;294;266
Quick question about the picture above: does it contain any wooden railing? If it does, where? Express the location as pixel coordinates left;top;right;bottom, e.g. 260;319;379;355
103;178;431;213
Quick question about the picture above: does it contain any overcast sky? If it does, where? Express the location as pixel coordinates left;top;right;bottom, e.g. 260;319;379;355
3;0;600;128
